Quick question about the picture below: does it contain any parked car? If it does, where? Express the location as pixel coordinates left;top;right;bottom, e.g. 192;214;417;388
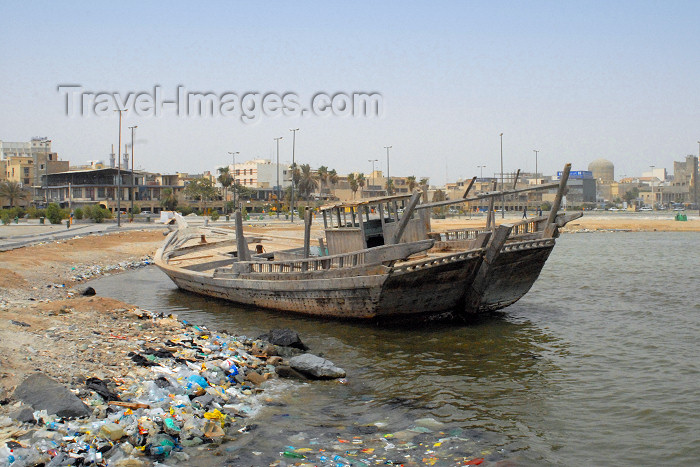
639;207;652;212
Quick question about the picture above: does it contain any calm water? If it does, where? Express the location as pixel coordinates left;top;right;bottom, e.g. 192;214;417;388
90;232;700;465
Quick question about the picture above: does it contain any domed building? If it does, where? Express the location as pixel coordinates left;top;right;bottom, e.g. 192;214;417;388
588;159;614;182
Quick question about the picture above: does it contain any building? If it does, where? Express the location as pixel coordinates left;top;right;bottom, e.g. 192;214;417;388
588;158;615;182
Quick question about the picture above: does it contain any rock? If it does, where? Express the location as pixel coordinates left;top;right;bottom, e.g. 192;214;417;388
10;319;31;327
80;286;96;296
259;328;309;350
10;407;36;424
244;370;266;386
288;354;346;379
13;373;92;418
275;365;309;380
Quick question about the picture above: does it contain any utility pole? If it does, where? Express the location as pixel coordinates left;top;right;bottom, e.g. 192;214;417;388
274;137;283;218
368;159;378;196
384;146;392;195
115;109;126;227
227;151;239;212
129;125;138;219
290;128;299;222
500;133;504;218
650;165;655;209
696;141;699;216
533;150;539;183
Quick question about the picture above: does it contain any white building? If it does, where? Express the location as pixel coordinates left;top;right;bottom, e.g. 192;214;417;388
217;158;291;190
0;137;52;160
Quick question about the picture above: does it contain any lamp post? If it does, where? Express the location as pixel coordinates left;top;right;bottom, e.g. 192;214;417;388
477;165;486;180
41;139;51;205
650;165;655;210
274;137;283;218
290;128;299;222
228;151;239;212
533;150;539;184
384;146;392;195
115;109;126;227
500;132;504;218
368;159;378;196
128;125;137;219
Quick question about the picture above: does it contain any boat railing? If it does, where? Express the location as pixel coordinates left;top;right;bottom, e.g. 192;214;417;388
242;250;366;273
436;228;491;241
501;238;555;252
392;249;483;274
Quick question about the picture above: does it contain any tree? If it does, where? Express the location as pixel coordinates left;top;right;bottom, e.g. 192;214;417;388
328;169;339;197
0;181;30;208
356;173;366;196
347;173;358;199
297;164;319;200
623;187;640;204
184;178;217;212
386;178;394;195
217;167;232;212
432;189;447;217
406;176;418;192
160;188;178;211
317;166;329;194
45;203;64;224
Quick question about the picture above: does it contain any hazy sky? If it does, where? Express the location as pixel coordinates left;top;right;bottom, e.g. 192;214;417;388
2;1;699;185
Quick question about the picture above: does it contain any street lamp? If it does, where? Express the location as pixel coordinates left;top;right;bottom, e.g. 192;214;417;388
274;137;283;218
384;146;392;195
228;151;239;212
290;128;299;222
500;132;504;218
368;159;378;196
41;139;51;204
533;150;539;184
128;125;138;219
650;165;655;210
477;165;486;180
114;109;126;227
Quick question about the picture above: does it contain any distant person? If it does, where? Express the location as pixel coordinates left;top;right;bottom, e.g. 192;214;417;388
537;207;542;217
522;206;527;219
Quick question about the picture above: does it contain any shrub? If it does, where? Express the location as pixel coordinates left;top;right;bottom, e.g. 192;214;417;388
179;206;194;216
45;203;64;224
26;206;45;219
210;210;220;221
1;211;10;225
74;207;84;220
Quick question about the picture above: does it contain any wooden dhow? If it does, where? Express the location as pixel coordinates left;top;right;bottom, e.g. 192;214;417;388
154;164;580;321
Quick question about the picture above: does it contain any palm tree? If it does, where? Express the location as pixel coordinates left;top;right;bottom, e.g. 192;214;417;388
0;181;30;208
328;169;339;197
347;173;358;199
386;178;394;195
297;164;319;200
317;166;328;195
356;173;366;197
406;176;418;192
217;167;232;213
160;188;178;211
419;177;430;202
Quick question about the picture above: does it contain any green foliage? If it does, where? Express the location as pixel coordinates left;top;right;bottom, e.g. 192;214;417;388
46;203;64;224
26;206;45;219
74;207;84;220
179;206;194;216
131;206;140;215
160;188;178;211
623;187;640;204
210;210;220;221
540;201;552;211
184;178;217;209
1;211;10;225
0;180;30;208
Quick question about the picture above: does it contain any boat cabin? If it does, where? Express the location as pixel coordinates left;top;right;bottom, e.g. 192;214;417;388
319;195;430;255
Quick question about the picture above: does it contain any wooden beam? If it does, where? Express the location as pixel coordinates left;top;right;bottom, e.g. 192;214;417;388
390;191;422;244
462;176;477;198
547;163;571;225
235;210;251;261
417;181;560;210
303;207;312;259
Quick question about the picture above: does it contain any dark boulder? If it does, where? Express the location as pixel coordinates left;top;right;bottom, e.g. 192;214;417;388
10;407;36;424
13;373;91;418
80;286;96;296
258;329;308;350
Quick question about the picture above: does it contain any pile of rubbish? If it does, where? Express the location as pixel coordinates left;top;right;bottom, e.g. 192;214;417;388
0;310;339;466
67;257;154;283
